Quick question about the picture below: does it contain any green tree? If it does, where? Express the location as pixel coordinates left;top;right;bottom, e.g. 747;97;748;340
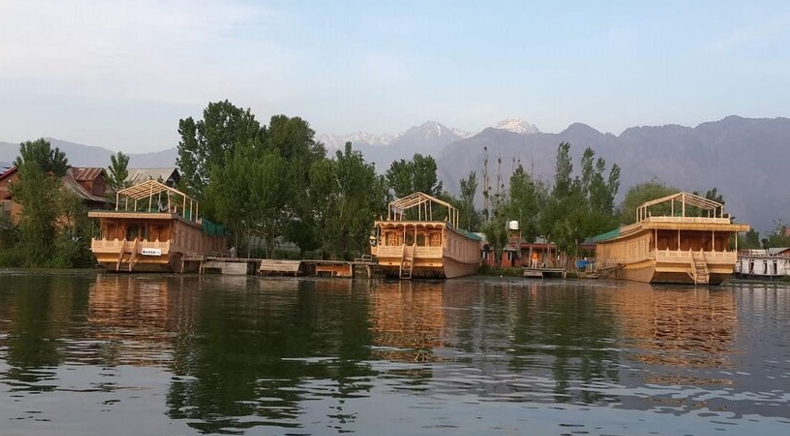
739;228;761;250
176;100;263;198
458;171;481;231
106;151;130;192
385;154;443;198
13;138;68;176
309;143;387;259
506;164;543;242
619;180;677;224
9;139;70;265
206;140;286;257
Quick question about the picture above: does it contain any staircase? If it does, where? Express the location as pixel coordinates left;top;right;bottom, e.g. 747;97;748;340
116;238;140;272
399;244;416;280
690;250;709;285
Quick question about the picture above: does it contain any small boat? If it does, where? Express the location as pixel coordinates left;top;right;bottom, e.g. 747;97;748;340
594;192;749;285
371;192;481;279
734;249;790;279
89;180;226;272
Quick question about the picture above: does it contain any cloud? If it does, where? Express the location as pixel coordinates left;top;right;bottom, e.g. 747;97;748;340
0;0;292;104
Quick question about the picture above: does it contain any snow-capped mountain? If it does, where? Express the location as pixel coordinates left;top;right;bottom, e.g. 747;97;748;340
451;127;476;139
317;131;397;149
494;119;540;134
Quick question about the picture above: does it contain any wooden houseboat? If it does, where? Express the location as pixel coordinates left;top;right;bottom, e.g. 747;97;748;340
371;192;481;279
734;248;790;279
89;180;227;272
595;192;749;285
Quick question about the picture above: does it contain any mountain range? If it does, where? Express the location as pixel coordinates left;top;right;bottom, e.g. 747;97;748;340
2;116;787;233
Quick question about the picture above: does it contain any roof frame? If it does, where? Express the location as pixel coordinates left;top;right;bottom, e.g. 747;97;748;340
637;191;725;222
115;179;199;221
387;192;458;228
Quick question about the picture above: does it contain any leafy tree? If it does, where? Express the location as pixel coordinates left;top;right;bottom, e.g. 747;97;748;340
308;143;387;259
9;139;69;263
14;138;68;176
176;100;263;198
619;180;677;224
506;164;543;242
458;171;481;231
385;154;443;198
739;229;761;250
206;140;286;257
107;151;130;192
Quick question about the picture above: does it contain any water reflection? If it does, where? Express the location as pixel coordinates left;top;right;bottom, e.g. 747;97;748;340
1;272;789;435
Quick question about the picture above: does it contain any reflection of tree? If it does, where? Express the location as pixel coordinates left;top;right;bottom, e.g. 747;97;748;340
165;278;377;434
441;280;620;404
0;274;91;388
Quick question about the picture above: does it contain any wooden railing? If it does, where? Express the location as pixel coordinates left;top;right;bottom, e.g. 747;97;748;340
654;249;736;264
91;238;171;254
642;216;732;224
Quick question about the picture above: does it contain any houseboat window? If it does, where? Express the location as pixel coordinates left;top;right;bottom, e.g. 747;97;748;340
416;234;425;246
763;261;768;275
773;260;778;276
405;233;414;245
126;225;148;240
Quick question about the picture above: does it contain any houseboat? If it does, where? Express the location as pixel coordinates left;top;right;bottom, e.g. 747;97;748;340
371;192;481;279
594;192;749;285
735;248;790;279
89;180;226;272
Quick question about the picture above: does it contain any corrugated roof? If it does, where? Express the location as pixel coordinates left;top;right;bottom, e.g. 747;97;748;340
768;247;790;256
126;168;180;185
70;167;104;181
63;169;108;203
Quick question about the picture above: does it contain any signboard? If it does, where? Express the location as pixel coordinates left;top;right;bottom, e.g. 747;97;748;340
141;248;162;256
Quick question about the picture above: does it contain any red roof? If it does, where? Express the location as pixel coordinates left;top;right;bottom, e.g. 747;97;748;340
70;167;104;181
0;166;18;181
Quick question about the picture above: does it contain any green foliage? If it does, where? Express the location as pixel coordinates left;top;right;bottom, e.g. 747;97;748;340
506;164;546;242
534;143;620;263
739;229;761;250
458;171;482;231
2;141;93;267
481;219;508;267
176;100;263;198
308;143;388;259
14;138;68;177
107;151;130;192
619;180;677;224
765;220;790;248
385;154;443;198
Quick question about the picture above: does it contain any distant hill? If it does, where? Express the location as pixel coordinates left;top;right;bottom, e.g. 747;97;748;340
435;116;790;233
3;115;787;233
0;138;178;169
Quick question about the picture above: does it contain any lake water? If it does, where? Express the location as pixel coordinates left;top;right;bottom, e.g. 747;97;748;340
1;271;789;436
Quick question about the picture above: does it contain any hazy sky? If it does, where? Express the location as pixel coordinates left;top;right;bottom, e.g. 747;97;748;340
1;0;789;152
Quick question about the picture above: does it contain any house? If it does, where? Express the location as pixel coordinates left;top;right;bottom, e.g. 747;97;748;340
126;168;180;188
0;167;21;220
0;166;110;223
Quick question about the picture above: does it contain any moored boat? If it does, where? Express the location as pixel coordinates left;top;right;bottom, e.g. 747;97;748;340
735;248;790;279
371;192;481;279
89;180;226;272
594;192;749;285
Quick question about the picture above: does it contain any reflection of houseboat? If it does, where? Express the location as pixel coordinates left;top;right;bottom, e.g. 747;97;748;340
371;192;481;279
735;248;790;279
595;192;749;285
89;180;226;272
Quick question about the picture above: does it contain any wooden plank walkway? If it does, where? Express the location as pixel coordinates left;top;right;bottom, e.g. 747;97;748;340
523;267;566;278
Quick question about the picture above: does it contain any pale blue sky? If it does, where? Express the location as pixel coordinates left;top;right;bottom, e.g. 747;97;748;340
1;0;789;152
